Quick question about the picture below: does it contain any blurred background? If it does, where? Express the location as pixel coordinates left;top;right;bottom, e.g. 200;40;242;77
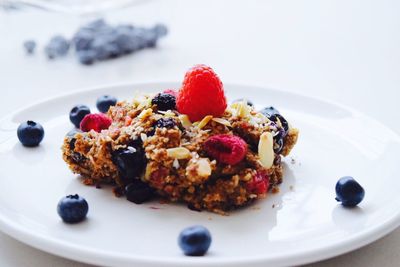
0;0;399;266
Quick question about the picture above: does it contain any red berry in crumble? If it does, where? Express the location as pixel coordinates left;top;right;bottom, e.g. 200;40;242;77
80;113;112;132
203;134;247;165
177;64;227;121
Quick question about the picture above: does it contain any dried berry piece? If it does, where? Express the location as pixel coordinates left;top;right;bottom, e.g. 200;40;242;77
80;113;112;132
246;171;269;194
203;134;247;165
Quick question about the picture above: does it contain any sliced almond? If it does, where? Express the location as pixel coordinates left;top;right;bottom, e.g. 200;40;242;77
179;115;192;129
166;147;191;159
140;133;148;142
258;132;274;169
238;101;251;118
197;158;212;177
197;115;213;129
212;117;232;127
173;158;180;169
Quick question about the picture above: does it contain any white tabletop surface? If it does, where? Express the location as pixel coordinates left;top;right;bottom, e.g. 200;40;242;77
1;0;399;266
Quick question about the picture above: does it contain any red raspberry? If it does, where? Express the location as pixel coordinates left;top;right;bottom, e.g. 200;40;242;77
80;113;112;132
163;89;178;97
176;64;227;121
246;171;270;194
203;134;247;165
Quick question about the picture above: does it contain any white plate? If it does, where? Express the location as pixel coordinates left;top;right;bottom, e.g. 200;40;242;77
0;83;399;267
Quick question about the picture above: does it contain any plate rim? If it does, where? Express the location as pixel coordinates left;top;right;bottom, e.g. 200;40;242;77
1;82;399;267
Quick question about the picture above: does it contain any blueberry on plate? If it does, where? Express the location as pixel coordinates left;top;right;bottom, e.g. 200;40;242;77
69;105;91;128
112;142;146;183
57;194;89;223
17;121;45;147
335;176;365;207
125;179;155;204
232;98;254;107
151;93;176;111
260;106;280;117
178;225;212;256
96;95;118;113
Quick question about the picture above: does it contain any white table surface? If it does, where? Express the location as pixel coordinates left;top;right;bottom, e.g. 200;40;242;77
1;0;399;266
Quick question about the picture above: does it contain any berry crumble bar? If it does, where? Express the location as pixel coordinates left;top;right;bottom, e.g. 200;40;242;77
62;65;299;214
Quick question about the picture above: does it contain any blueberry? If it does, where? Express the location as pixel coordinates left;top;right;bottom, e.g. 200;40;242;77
152;24;168;37
66;128;82;138
115;32;140;54
104;43;121;58
73;30;94;51
23;40;36;54
45;35;70;59
260;106;280;117
69;105;91;128
273;130;284;153
130;28;148;49
17;121;45;147
142;30;158;48
178;225;212;256
233;98;254;107
96;95;117;113
151;93;176;111
273;114;289;135
335;176;365;207
125;180;154;204
90;37;113;60
57;194;89;223
267;113;289;136
112;141;146;184
155;118;176;129
84;19;107;31
77;50;97;65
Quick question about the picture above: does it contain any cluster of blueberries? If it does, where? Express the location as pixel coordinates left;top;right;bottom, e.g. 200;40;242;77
16;95;364;257
23;19;168;65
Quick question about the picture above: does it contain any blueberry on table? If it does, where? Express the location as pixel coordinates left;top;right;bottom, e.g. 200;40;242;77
57;194;89;223
151;93;176;111
335;176;365;207
96;95;118;113
77;50;96;65
178;225;212;256
69;105;91;128
152;24;168;38
23;40;36;54
45;35;70;59
17;121;44;147
125;180;155;204
232;98;254;107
